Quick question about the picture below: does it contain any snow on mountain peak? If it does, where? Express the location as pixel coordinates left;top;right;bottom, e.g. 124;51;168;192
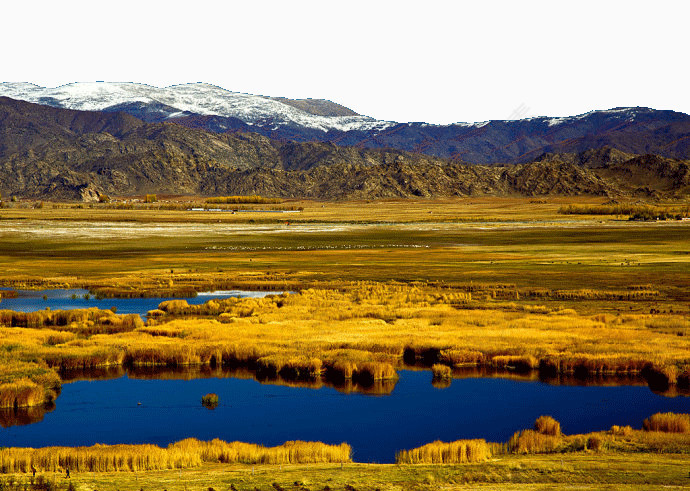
0;83;667;135
544;107;648;127
0;81;395;133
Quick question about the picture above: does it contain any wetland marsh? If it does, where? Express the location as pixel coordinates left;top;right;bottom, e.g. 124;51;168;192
4;370;690;463
1;198;689;488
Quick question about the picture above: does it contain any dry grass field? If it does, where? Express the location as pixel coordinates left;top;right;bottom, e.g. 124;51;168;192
1;197;689;309
0;196;608;223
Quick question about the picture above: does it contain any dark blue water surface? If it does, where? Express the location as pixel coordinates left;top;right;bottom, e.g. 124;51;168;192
0;289;278;317
1;371;688;463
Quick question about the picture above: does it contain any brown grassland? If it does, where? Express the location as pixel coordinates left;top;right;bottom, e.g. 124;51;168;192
1;197;689;488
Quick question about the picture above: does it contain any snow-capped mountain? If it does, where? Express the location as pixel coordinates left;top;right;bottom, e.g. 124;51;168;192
0;81;665;131
2;82;690;164
0;82;395;133
4;94;690;202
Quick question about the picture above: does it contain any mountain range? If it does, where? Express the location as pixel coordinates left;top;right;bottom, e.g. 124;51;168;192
0;82;689;200
3;82;690;165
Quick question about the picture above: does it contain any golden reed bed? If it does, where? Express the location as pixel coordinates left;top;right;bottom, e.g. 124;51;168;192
1;282;689;409
2;413;687;472
0;440;351;473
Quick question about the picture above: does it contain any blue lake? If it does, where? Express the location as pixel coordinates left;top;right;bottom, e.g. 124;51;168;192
0;289;279;318
1;289;689;462
1;370;689;463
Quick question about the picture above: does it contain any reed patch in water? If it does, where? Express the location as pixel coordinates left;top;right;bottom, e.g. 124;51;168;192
0;379;46;409
0;439;352;473
643;412;690;433
256;355;323;380
353;362;398;384
0;361;61;409
504;414;690;455
396;439;491;464
431;364;451;380
0;308;143;334
200;395;217;411
508;429;561;454
534;415;561;436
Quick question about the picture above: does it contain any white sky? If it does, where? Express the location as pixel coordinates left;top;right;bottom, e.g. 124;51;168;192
2;0;687;124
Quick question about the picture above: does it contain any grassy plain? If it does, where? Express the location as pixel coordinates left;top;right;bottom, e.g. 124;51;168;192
1;197;689;309
0;196;602;222
2;453;690;490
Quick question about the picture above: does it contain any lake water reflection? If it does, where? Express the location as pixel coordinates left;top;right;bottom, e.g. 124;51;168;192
0;288;279;318
1;370;689;463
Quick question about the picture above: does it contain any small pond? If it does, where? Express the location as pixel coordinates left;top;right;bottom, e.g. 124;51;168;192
1;370;689;463
0;289;280;318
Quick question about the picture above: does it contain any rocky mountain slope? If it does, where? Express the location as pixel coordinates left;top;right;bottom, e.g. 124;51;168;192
267;97;359;117
0;96;688;200
3;82;690;165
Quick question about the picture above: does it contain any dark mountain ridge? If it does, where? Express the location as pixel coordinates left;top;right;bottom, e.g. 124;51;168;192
1;97;688;201
168;106;690;165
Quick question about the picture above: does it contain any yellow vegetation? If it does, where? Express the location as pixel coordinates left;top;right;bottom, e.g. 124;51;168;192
0;378;46;409
398;413;690;465
0;308;143;334
396;439;492;464
507;414;690;455
534;415;561;436
201;393;219;408
609;425;633;437
508;429;562;454
0;439;352;473
559;203;690;219
3;414;689;471
205;195;282;204
2;283;690;407
431;364;451;379
491;355;539;372
643;412;690;433
0;359;61;409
